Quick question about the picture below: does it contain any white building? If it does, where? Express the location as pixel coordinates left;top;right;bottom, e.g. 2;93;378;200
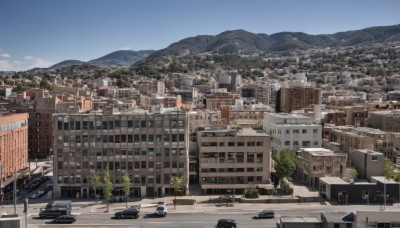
263;113;322;153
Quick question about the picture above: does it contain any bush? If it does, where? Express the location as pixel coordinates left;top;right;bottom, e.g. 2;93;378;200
244;188;259;199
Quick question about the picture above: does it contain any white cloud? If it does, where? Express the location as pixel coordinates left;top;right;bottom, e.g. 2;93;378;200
0;60;14;70
27;58;55;69
0;56;55;71
120;46;131;50
1;53;11;58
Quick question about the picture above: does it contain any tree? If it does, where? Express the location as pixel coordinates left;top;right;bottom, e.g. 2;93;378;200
170;176;184;209
383;158;394;210
273;148;296;183
103;165;113;212
122;172;132;208
90;173;102;201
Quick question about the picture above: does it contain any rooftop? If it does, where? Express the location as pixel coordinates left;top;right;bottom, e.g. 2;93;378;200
280;216;321;223
320;176;349;185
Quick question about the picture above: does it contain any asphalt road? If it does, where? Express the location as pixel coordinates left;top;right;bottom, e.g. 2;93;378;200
26;206;359;228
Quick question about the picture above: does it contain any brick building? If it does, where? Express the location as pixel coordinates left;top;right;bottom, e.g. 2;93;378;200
0;113;28;183
277;85;321;113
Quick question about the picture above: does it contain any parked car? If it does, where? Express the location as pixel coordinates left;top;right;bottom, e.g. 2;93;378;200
37;190;45;198
154;202;167;216
29;193;39;199
39;209;68;218
252;210;275;219
114;207;139;219
216;219;237;228
52;215;76;224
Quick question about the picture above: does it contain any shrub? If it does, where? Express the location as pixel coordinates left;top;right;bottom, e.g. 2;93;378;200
244;188;259;199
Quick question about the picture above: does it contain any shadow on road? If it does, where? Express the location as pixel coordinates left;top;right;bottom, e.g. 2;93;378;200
143;214;166;219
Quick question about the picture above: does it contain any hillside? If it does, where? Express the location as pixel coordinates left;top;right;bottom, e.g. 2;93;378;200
142;24;400;62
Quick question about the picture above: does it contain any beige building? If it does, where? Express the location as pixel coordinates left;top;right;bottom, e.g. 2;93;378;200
53;107;189;199
368;110;400;132
296;148;347;188
198;128;272;194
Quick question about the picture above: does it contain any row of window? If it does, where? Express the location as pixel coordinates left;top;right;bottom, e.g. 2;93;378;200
58;173;180;185
201;141;264;147
202;176;263;184
201;167;263;173
57;160;185;170
57;134;185;143
272;128;319;135
56;147;185;157
57;119;184;130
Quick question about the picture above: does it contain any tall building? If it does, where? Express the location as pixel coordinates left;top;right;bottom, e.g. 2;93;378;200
53;107;189;198
277;84;321;113
0;113;28;186
198;128;272;194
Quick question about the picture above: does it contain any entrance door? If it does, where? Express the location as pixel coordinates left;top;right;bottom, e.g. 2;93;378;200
146;187;154;198
133;188;141;198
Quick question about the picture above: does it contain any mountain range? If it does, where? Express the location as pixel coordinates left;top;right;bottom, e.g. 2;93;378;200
49;50;154;69
49;24;400;69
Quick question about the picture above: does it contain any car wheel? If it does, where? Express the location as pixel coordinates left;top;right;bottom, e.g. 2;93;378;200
135;215;139;219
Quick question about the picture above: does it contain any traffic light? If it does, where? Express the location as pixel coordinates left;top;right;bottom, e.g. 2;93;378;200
23;199;28;213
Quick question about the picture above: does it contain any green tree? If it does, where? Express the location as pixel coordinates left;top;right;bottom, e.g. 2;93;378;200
122;172;132;208
39;79;52;90
90;173;102;201
273;148;296;183
384;158;394;179
170;176;184;209
103;165;113;212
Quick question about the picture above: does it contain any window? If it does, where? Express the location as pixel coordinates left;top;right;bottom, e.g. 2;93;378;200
284;141;290;146
237;142;244;147
293;141;299;146
228;142;235;147
285;130;289;134
313;129;318;133
372;155;378;161
293;130;299;134
302;129;307;134
256;142;264;146
313;141;319;146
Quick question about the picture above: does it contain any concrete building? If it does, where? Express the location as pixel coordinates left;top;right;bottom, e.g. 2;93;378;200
296;148;347;188
368;110;400;132
0;113;28;185
263;113;322;153
197;128;272;195
220;103;271;126
277;84;321;113
350;150;384;181
53;107;189;198
204;91;240;110
188;110;221;133
323;126;400;160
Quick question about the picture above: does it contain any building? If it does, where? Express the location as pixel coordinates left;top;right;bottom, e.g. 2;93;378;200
0;113;28;186
278;216;322;228
323;126;400;160
53;107;189;199
296;148;347;188
204;91;240;110
197;128;272;195
277;84;321;113
263;113;322;153
319;176;400;204
6;89;61;159
368;110;400;132
355;210;400;228
350;150;383;181
220;103;271;126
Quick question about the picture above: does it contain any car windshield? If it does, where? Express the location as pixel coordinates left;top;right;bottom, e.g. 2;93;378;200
156;206;164;211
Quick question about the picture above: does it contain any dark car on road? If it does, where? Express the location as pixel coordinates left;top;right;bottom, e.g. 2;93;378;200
252;210;275;219
216;219;237;228
114;207;139;219
52;215;76;224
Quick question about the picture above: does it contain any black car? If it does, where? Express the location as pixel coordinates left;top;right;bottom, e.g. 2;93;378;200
252;210;275;219
216;219;237;228
53;215;76;224
114;208;139;219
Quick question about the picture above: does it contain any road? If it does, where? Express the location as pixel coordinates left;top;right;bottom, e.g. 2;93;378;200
25;203;383;228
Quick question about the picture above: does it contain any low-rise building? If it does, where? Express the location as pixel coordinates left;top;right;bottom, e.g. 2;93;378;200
296;148;347;188
198;128;272;195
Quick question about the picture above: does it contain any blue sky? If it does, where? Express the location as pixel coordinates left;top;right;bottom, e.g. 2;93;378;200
1;0;400;71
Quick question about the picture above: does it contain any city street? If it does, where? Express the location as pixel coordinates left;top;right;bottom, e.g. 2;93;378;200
14;200;398;228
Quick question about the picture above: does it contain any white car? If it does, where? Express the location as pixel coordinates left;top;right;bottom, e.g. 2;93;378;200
29;193;39;199
155;203;167;216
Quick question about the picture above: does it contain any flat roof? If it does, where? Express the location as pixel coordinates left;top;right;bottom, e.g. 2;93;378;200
322;212;352;223
280;216;321;223
320;176;349;185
